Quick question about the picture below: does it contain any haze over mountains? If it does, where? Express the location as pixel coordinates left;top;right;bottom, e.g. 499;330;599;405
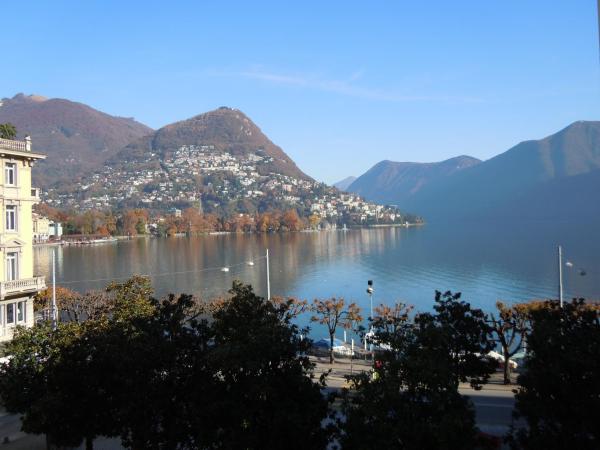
0;94;152;188
346;121;600;221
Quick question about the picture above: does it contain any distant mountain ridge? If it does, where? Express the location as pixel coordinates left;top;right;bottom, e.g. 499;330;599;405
349;121;600;221
333;176;357;191
347;155;481;205
0;93;153;188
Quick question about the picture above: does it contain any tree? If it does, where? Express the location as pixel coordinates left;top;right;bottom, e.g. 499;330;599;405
0;276;192;450
489;301;529;384
0;123;17;139
0;322;118;450
256;212;272;232
282;209;302;231
121;210;143;236
372;302;413;337
508;299;600;450
311;297;362;363
35;287;109;322
0;276;159;449
2;279;333;450
340;291;497;450
1;278;334;449
269;295;309;320
308;213;321;229
110;293;210;449
192;282;332;449
418;290;497;389
34;286;79;312
105;275;154;321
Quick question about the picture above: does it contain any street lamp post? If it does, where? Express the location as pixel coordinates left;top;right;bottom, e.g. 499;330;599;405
557;245;586;308
558;245;564;308
266;248;271;301
367;279;374;324
366;280;374;361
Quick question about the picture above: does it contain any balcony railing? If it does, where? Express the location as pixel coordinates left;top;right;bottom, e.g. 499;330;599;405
0;276;46;299
0;136;31;152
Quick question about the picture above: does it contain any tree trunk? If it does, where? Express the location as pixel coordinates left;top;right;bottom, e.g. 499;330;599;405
503;348;511;384
329;333;334;364
85;436;94;450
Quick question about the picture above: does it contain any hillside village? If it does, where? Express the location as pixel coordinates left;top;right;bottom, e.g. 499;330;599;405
43;144;420;228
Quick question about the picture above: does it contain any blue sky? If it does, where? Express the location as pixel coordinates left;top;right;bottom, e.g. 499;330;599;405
2;1;599;183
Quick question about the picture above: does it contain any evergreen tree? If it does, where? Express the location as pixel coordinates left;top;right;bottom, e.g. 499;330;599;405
509;300;600;450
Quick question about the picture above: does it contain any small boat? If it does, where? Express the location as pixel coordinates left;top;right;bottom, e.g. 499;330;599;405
247;261;255;266
221;267;230;272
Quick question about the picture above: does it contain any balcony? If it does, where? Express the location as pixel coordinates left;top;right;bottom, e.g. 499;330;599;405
0;276;46;299
0;137;30;152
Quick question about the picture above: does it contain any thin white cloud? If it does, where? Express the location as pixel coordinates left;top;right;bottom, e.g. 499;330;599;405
238;68;483;104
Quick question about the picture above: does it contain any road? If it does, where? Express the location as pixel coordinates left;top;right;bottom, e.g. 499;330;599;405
312;355;520;437
460;384;518;436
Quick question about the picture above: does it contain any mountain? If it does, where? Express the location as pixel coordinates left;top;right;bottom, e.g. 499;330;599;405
111;107;309;180
347;156;481;205
0;93;153;188
46;107;321;213
402;121;600;220
333;176;357;191
43;104;416;225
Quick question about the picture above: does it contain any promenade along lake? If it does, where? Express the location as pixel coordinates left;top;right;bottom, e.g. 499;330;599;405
34;220;600;335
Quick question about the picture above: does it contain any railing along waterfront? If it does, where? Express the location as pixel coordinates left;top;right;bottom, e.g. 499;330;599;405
0;276;46;298
0;137;30;152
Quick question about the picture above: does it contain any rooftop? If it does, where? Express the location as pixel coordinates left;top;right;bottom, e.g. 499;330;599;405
0;136;46;160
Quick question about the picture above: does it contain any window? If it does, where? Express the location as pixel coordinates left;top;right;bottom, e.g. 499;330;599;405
5;252;18;281
6;303;14;324
17;301;26;322
5;205;17;231
4;163;16;186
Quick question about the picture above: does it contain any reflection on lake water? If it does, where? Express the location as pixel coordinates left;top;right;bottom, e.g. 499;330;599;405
34;220;600;334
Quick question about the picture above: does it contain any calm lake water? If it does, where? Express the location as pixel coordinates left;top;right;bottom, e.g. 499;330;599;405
34;220;600;335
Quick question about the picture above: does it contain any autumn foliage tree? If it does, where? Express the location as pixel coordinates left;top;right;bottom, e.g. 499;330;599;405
281;209;302;231
120;209;148;236
372;302;414;336
311;298;362;363
488;301;532;384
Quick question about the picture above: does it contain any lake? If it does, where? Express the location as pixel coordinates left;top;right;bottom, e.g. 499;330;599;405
33;220;600;335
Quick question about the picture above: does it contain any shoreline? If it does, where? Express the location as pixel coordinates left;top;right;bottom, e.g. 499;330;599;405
33;222;424;246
